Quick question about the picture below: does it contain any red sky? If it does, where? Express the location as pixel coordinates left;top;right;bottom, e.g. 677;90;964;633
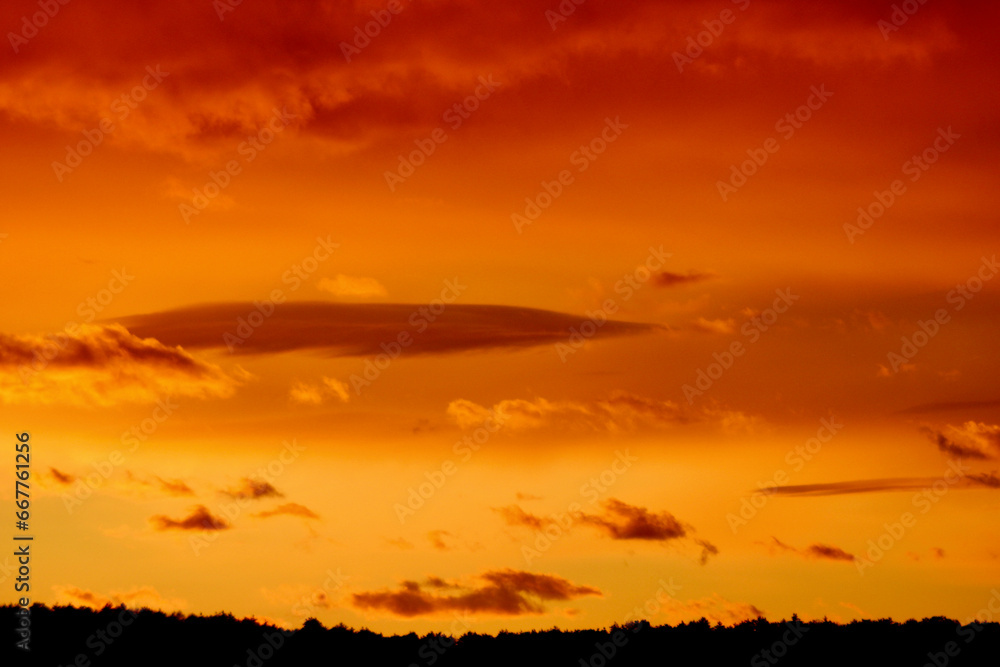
1;0;998;634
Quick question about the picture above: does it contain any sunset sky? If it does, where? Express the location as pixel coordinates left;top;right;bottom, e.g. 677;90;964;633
1;0;999;636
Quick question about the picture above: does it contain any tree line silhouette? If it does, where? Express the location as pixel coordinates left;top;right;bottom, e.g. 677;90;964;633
5;604;998;666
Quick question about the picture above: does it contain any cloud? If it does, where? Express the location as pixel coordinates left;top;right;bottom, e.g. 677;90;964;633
690;318;736;335
48;467;76;485
52;585;186;611
766;474;1000;497
351;569;600;617
289;377;351;405
577;499;687;541
123;471;195;497
921;426;994;460
149;505;230;531
495;505;547;530
222;478;284;500
764;537;856;562
252;503;320;520
448;392;760;434
121;302;661;357
428;530;454;551
317;275;388;299
496;499;716;562
0;324;241;406
654;271;717;288
0;0;970;166
695;539;720;565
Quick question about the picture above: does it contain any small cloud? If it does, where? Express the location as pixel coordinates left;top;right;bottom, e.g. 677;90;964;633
289;381;324;405
805;544;855;562
253;503;320;520
156;477;195;496
696;539;719;565
654;271;716;288
763;537;855;563
317;274;387;299
49;467;76;485
921;424;997;460
428;530;453;551
497;499;714;563
222;477;284;500
149;505;229;532
289;377;351;405
516;492;543;501
578;499;687;541
690;317;735;335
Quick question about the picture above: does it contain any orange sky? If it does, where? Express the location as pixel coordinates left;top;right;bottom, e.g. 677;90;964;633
1;0;999;635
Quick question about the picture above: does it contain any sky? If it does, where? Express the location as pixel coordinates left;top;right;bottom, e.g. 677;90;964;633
1;0;999;637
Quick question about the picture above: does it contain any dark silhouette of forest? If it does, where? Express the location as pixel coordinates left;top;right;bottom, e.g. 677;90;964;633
5;604;998;666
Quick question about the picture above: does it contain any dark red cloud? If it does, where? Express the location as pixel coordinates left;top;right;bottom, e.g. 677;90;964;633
352;569;600;617
920;427;992;460
149;505;229;531
578;498;687;541
766;474;1000;497
222;477;284;500
49;467;76;485
121;302;661;357
498;498;690;542
654;271;717;288
766;537;855;563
